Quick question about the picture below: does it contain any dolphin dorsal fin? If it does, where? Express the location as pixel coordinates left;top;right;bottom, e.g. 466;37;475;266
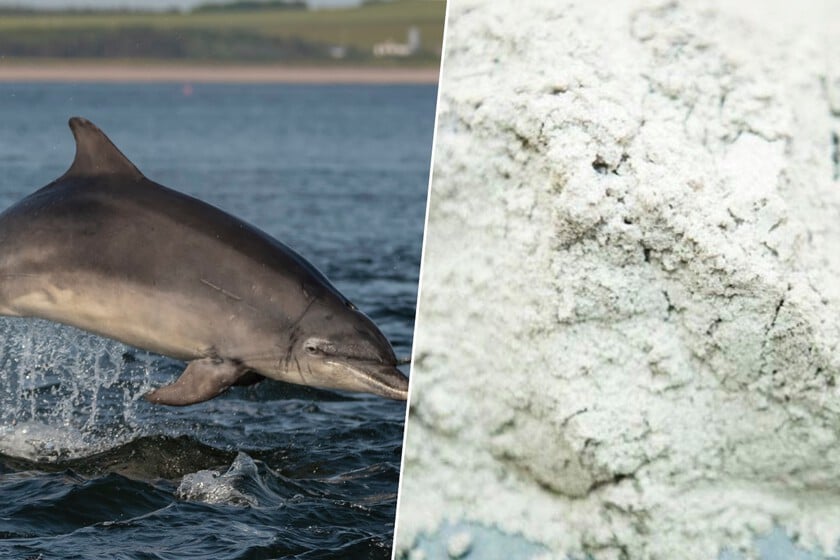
65;117;143;179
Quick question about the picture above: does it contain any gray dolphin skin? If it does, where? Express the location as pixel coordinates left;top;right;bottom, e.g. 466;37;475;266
0;117;409;405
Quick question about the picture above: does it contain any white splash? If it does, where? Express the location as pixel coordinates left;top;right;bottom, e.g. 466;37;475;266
176;452;265;507
0;317;161;460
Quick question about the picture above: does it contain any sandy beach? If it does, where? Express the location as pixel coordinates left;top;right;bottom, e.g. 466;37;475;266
0;63;440;84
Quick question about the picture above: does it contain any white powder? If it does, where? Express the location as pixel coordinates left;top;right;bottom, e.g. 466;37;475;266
396;0;840;558
447;530;473;558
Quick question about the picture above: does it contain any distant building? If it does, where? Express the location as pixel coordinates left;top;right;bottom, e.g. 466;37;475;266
329;45;347;59
406;26;421;52
373;26;421;57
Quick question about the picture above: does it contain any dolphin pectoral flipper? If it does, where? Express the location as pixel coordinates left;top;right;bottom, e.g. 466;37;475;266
144;358;251;406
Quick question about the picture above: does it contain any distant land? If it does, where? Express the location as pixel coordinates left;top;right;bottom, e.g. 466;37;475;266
0;0;445;68
0;0;355;8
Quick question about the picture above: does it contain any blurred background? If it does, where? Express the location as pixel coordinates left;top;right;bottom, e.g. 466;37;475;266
0;0;445;75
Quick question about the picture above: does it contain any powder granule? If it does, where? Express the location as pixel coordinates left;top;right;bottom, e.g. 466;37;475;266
397;0;840;558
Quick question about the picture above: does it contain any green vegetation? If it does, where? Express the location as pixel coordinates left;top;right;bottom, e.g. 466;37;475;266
193;0;306;13
0;0;445;65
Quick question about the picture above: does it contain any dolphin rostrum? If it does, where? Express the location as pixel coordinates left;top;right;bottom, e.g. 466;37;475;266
0;117;409;405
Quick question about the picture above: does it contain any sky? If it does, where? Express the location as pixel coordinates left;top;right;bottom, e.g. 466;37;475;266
0;0;360;9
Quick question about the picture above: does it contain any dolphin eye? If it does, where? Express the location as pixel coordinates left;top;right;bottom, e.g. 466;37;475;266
345;300;358;311
305;344;319;354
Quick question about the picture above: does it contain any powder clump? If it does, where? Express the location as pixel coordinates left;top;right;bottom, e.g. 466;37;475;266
397;0;840;558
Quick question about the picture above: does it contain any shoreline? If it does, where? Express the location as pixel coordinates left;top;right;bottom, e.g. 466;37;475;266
0;63;440;84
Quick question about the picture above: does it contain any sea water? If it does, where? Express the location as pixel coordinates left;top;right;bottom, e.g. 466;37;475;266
0;82;434;559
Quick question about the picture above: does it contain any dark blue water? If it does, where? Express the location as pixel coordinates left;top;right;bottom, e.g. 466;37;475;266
0;83;434;559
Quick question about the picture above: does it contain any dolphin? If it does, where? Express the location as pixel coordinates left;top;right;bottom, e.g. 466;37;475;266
0;117;409;405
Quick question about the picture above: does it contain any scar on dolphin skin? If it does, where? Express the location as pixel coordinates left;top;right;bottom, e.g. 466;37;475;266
0;117;410;405
200;278;242;301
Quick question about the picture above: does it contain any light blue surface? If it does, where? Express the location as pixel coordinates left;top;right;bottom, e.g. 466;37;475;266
409;522;548;559
722;528;837;560
409;523;839;559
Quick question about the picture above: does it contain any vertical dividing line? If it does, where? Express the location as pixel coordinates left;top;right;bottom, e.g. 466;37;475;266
392;2;454;558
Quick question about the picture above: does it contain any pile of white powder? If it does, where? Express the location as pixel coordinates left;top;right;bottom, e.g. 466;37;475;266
396;0;840;557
